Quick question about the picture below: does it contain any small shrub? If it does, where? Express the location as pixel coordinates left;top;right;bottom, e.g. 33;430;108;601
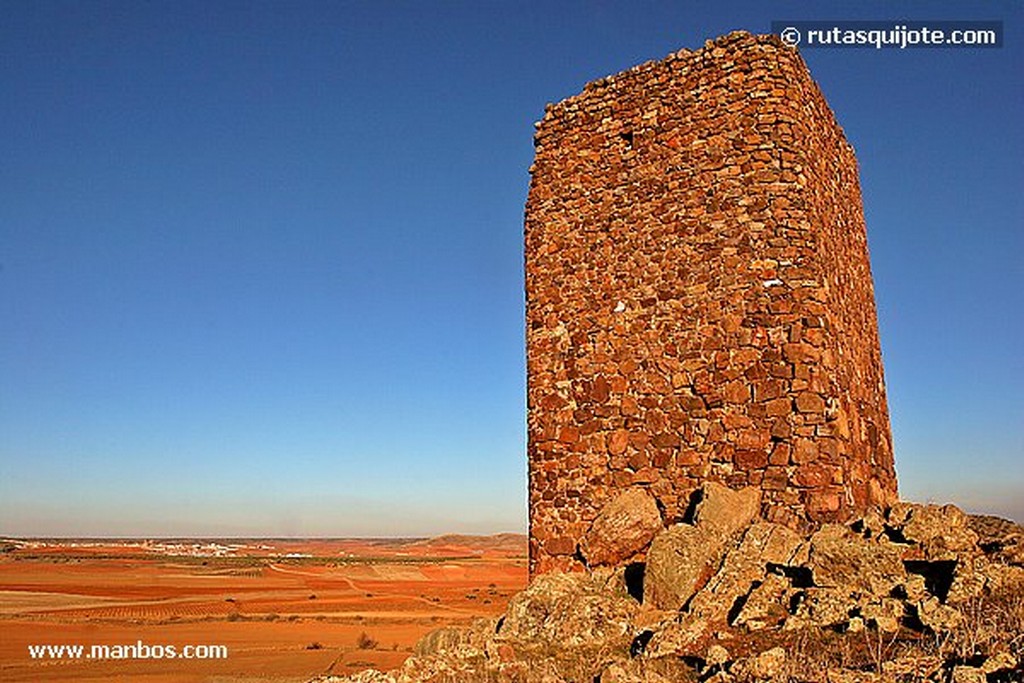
946;577;1024;661
356;631;378;650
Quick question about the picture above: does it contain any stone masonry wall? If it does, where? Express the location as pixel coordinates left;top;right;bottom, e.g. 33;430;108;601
524;32;898;575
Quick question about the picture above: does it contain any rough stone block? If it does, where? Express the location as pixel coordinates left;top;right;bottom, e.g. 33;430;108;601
580;488;663;567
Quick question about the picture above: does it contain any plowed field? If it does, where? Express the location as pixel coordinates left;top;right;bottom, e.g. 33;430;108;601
0;536;527;682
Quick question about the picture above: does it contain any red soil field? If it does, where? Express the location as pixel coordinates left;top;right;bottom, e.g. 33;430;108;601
0;535;527;682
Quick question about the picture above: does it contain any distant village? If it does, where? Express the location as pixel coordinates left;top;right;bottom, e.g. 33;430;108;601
0;538;312;558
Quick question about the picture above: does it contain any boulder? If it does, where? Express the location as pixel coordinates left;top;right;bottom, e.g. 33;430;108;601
824;670;888;683
497;571;638;651
888;503;978;560
951;665;987;683
598;662;673;683
946;556;987;604
643;616;711;658
792;587;856;628
414;618;496;656
645;524;724;611
968;514;1024;566
861;598;903;633
881;654;943;679
396;644;491;683
915;595;963;632
581;488;663;567
413;627;464;657
645;484;765;612
808;524;905;597
314;672;396;683
692;482;762;537
749;646;787;679
689;522;805;623
980;651;1018;675
705;644;730;667
732;573;791;630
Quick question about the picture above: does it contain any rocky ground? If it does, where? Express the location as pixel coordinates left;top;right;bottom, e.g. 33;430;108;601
312;485;1023;682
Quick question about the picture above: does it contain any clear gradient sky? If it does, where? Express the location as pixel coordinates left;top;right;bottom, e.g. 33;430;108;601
2;1;1021;537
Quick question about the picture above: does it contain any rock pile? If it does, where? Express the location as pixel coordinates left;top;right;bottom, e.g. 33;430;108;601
313;486;1023;682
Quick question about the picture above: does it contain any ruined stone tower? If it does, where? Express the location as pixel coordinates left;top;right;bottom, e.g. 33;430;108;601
525;32;898;575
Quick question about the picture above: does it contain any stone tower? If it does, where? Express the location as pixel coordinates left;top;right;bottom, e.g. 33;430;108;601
525;32;898;575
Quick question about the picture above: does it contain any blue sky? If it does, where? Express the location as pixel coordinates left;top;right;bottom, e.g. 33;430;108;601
1;1;1021;536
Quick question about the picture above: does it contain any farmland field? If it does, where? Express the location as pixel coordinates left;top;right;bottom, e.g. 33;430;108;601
0;535;527;682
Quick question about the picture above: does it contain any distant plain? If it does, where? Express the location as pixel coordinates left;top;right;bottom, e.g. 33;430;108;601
0;535;527;682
